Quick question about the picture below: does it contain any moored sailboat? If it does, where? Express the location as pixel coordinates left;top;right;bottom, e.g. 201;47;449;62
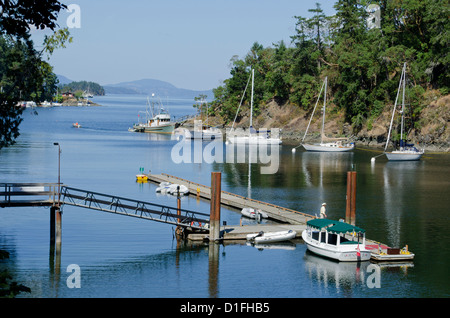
384;63;424;161
294;77;354;153
226;69;282;145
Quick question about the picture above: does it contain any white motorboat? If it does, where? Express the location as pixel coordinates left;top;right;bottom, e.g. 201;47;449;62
226;69;282;145
384;63;424;161
241;207;268;219
247;230;297;244
302;219;371;262
297;77;354;152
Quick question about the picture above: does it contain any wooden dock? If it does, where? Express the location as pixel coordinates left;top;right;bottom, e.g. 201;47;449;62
145;173;314;225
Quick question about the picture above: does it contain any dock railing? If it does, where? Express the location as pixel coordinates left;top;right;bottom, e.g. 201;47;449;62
0;183;60;207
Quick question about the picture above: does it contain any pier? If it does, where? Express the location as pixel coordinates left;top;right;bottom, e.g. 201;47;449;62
1;173;413;262
146;172;314;225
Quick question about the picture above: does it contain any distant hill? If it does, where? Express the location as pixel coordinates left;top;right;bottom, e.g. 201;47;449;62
104;79;214;99
57;75;73;85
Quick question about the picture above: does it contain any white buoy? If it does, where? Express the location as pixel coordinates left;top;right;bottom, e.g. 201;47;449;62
292;148;296;153
371;157;375;162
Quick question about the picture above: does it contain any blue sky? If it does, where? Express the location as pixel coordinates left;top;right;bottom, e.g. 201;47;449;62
34;0;337;91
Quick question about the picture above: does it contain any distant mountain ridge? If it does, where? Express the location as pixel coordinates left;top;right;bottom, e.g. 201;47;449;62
104;78;213;99
56;75;214;100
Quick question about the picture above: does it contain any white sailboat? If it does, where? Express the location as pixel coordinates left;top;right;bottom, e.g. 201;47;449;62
184;98;222;140
227;69;282;145
384;63;424;161
299;77;354;152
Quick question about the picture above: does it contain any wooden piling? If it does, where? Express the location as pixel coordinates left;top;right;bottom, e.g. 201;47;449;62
351;171;357;226
346;171;357;225
209;172;221;241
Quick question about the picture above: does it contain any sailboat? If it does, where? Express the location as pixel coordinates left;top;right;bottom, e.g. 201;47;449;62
227;69;282;145
184;98;222;140
131;94;175;134
300;77;354;152
384;63;424;161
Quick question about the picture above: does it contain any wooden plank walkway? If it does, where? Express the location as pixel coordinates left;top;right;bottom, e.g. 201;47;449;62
145;173;314;225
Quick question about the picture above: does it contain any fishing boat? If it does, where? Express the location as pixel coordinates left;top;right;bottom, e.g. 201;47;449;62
227;69;282;145
131;95;175;134
247;230;297;244
241;208;268;220
301;219;371;262
297;77;354;152
384;63;424;161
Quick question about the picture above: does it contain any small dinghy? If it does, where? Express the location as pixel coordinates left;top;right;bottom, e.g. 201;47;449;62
241;208;268;220
246;230;297;244
167;183;189;196
155;182;171;194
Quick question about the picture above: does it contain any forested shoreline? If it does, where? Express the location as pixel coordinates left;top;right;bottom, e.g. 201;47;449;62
209;0;448;149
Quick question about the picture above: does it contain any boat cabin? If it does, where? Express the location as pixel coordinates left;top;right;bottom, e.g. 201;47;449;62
305;219;366;247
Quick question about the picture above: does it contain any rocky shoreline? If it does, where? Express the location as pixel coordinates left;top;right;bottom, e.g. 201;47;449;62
186;94;449;153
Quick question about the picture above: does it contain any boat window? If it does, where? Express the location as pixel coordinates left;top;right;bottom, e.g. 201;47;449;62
327;233;338;245
312;231;319;241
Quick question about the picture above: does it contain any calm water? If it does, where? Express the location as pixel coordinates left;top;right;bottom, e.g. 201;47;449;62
0;94;449;299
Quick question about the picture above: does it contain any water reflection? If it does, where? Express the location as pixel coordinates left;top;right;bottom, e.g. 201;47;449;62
304;251;369;295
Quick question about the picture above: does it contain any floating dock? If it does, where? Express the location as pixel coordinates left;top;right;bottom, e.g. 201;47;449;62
144;173;414;262
146;172;313;225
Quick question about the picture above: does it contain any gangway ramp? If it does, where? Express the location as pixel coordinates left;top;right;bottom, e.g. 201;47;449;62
61;186;210;231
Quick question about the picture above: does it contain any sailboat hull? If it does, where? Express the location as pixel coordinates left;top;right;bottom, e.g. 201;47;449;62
385;150;423;161
227;136;282;145
303;143;354;152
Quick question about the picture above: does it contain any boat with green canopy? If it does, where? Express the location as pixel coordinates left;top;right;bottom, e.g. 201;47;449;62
302;219;371;262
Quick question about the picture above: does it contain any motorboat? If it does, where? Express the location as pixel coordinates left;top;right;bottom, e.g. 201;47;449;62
247;230;297;244
241;207;268;220
302;219;371;262
72;122;81;128
131;95;175;134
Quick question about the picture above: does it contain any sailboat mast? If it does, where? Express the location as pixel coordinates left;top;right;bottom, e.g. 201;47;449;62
321;77;327;144
302;78;326;143
385;64;406;152
400;63;406;145
250;69;254;129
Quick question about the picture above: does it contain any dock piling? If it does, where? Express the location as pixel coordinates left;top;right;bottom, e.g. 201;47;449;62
209;172;221;241
346;171;357;225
